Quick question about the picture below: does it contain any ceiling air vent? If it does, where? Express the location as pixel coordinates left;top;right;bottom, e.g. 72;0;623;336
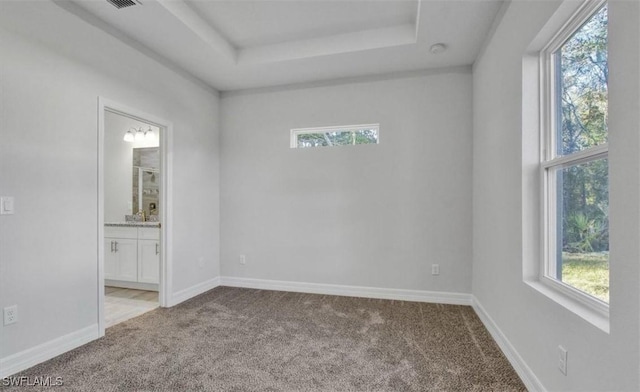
106;0;141;9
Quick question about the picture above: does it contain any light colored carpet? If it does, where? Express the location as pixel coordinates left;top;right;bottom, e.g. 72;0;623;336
5;287;525;391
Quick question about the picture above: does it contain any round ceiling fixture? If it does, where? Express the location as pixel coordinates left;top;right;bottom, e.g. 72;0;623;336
430;43;447;54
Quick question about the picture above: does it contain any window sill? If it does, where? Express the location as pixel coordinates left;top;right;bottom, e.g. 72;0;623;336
524;279;610;333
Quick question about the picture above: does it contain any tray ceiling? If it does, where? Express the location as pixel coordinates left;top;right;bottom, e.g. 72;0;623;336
47;0;503;91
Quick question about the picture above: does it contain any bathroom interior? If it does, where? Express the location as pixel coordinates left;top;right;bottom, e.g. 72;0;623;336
103;110;161;328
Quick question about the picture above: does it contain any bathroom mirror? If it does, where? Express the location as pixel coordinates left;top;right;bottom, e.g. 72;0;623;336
104;110;160;223
132;147;160;218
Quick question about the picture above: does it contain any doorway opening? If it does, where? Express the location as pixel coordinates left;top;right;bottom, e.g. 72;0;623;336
98;98;172;336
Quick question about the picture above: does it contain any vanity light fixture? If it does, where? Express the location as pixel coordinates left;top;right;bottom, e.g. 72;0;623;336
123;125;156;143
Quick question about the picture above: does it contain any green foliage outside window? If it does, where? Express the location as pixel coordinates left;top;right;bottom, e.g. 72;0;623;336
296;129;378;148
557;5;609;302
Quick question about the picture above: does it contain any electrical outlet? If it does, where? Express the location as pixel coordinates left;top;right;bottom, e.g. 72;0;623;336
558;345;568;375
4;305;18;325
239;254;246;265
1;196;15;215
431;264;440;275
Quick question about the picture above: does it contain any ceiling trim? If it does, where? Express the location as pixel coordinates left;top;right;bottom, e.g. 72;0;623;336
220;64;472;98
156;0;237;63
238;24;417;65
414;0;422;41
473;0;511;70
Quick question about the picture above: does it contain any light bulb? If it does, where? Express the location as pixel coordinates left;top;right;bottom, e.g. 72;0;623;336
144;127;156;141
123;129;135;142
134;127;145;142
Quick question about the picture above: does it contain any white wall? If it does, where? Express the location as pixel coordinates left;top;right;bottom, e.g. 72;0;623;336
104;111;159;222
221;68;473;294
3;0;638;388
472;0;640;390
0;1;220;361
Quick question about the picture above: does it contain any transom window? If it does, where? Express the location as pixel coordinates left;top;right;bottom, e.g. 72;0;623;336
541;1;609;311
290;124;379;149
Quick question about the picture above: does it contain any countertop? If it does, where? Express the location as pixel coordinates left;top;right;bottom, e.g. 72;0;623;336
105;222;161;228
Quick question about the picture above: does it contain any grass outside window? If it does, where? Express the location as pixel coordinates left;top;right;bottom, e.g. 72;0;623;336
561;252;609;303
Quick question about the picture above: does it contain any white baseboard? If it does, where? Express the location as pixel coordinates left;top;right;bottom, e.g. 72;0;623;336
168;276;221;307
220;276;472;305
471;296;546;392
0;324;98;379
105;279;158;292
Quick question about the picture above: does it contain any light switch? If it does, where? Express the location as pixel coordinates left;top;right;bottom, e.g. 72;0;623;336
1;197;15;215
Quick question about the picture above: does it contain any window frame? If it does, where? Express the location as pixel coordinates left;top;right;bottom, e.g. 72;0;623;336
539;0;609;316
290;123;380;149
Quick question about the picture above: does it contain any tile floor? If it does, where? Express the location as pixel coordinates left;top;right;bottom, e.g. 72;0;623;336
105;286;159;328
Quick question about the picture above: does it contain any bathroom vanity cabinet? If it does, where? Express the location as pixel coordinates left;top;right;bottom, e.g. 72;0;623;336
104;225;160;290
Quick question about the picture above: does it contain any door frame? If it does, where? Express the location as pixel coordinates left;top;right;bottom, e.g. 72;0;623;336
97;97;173;337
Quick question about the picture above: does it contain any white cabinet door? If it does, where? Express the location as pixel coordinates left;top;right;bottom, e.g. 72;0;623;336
104;239;118;280
138;239;159;284
113;238;138;282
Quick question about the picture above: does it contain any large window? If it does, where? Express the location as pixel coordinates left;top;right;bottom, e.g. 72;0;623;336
541;1;609;310
290;124;379;149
